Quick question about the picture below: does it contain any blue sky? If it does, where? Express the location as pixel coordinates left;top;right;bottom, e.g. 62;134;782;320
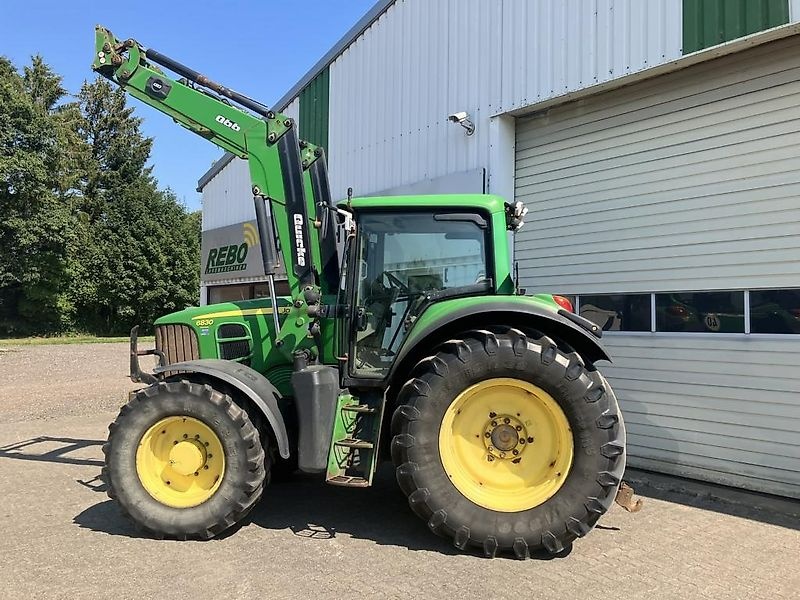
1;0;376;210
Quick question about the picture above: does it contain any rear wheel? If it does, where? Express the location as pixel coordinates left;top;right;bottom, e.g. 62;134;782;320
103;380;267;539
391;329;625;558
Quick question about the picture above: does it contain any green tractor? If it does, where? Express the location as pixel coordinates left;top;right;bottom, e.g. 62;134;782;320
93;26;627;558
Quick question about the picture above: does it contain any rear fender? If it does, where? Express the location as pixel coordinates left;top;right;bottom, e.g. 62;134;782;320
389;301;610;385
153;359;290;459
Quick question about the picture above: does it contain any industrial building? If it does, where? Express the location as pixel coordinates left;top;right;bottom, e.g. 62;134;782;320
198;0;800;498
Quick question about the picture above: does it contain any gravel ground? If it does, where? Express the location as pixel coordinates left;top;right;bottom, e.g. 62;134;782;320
0;342;152;421
0;343;798;599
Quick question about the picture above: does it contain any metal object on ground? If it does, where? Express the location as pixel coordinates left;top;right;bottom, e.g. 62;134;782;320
615;481;644;513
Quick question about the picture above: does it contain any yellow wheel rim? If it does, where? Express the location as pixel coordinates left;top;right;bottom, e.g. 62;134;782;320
135;416;225;508
438;378;573;512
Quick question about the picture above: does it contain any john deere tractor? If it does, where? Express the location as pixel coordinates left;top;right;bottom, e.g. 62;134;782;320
93;26;626;558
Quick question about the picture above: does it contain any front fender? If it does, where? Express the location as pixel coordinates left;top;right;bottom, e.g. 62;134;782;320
154;359;290;459
390;297;610;383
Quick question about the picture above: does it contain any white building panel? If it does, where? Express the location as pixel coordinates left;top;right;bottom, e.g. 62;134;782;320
327;0;682;199
603;335;800;498
201;157;252;231
515;37;800;293
514;36;800;498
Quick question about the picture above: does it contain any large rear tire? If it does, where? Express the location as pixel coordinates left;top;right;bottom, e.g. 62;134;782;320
102;379;267;539
390;328;625;558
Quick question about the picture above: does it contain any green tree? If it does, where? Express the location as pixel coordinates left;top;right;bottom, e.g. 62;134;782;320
0;56;86;334
0;58;199;336
72;79;199;335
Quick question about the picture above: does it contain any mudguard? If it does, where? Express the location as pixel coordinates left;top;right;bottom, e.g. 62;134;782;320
389;297;610;382
153;359;290;459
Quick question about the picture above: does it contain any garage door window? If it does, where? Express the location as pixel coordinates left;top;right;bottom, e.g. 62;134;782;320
656;291;744;333
579;294;651;332
750;289;800;334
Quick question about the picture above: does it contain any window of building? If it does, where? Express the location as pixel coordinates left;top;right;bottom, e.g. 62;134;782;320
749;289;800;334
579;294;651;331
655;291;744;333
208;280;290;304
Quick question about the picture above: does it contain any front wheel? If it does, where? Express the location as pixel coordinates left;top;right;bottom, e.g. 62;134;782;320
102;379;267;539
390;329;625;558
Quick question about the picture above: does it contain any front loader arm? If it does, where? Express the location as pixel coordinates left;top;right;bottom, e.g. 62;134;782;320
92;26;332;358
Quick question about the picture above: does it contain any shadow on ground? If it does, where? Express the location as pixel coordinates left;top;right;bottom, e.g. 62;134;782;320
0;436;104;467
626;468;800;531
74;465;575;559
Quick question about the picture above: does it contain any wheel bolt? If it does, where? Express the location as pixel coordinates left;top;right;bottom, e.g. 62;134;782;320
173;441;178;445
487;455;494;462
207;454;213;459
491;421;498;427
500;452;506;458
484;432;491;438
515;425;522;431
194;434;200;439
204;465;209;470
519;438;525;444
204;442;209;447
503;417;510;424
512;449;519;456
183;434;188;439
194;472;199;477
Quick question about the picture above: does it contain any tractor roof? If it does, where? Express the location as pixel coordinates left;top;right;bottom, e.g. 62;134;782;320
341;194;507;214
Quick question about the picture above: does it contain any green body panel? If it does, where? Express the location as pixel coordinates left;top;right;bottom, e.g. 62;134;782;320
402;294;561;351
682;0;789;53
299;68;330;149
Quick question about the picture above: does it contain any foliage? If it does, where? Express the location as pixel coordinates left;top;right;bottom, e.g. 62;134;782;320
0;57;200;336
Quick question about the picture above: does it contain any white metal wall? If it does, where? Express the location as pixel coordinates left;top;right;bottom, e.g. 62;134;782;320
327;0;682;199
514;37;800;498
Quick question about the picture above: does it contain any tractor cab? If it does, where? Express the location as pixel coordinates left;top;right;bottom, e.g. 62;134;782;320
339;194;514;377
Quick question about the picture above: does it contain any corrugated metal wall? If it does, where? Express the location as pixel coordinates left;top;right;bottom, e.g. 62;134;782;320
514;38;800;294
326;0;683;199
201;157;253;231
683;0;789;53
603;335;800;498
299;68;330;149
514;37;800;497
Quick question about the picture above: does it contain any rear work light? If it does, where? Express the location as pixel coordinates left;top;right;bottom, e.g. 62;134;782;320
553;295;574;313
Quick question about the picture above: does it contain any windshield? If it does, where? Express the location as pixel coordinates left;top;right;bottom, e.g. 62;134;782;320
351;211;489;376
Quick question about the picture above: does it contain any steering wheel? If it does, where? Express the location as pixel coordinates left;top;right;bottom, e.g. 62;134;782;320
381;271;410;295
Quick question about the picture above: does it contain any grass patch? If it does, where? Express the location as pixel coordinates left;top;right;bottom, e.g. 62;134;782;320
0;335;154;346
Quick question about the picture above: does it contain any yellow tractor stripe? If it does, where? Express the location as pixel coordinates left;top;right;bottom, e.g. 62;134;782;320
191;307;291;321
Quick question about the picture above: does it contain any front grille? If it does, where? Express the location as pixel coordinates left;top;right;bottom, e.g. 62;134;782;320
218;323;247;339
155;324;200;365
218;339;251;361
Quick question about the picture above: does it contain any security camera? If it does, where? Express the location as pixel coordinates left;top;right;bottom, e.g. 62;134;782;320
447;111;475;136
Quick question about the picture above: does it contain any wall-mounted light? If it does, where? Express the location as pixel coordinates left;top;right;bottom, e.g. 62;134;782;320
448;111;475;136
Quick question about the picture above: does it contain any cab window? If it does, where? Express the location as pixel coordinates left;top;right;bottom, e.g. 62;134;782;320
351;211;489;376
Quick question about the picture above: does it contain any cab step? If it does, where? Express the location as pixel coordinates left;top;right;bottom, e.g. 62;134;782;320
326;392;386;487
341;404;377;414
335;438;374;450
327;475;370;487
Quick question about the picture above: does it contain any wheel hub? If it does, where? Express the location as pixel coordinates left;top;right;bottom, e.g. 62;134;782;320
169;440;207;476
484;415;527;458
